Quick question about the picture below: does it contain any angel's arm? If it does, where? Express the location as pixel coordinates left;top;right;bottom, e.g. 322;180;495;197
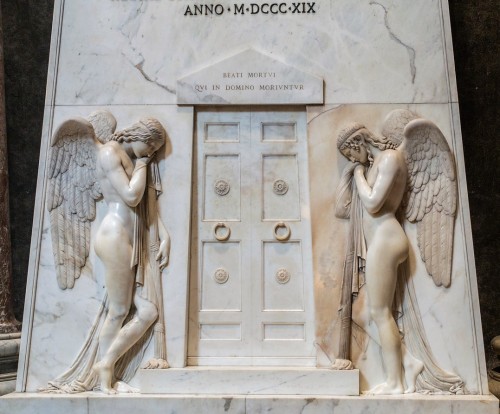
156;216;170;271
353;152;399;214
99;147;149;207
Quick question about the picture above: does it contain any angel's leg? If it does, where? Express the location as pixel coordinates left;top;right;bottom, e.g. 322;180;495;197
100;291;158;374
94;228;135;394
365;235;407;395
402;345;424;393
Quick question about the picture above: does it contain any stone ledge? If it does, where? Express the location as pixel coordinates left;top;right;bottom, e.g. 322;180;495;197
1;393;498;414
139;367;359;396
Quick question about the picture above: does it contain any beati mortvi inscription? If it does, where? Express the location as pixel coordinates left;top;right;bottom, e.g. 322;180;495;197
177;49;323;105
184;2;316;16
194;71;304;94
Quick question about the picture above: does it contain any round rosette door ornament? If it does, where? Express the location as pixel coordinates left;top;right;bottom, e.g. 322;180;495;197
214;179;230;196
273;179;289;196
275;268;291;284
213;268;229;284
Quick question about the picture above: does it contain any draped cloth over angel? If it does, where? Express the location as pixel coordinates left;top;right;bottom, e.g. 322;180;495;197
334;164;366;362
43;162;167;393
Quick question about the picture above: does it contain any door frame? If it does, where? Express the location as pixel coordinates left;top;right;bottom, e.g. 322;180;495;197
186;105;316;367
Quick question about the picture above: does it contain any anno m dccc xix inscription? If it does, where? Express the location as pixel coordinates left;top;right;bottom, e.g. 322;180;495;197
184;2;316;16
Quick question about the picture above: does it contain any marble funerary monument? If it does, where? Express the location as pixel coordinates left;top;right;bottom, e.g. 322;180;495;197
3;0;498;412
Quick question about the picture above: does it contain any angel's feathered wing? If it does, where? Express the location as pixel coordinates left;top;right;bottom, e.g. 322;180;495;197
402;118;457;287
47;118;102;289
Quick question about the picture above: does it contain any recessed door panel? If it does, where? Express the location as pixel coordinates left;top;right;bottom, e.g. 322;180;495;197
262;155;300;221
262;241;304;311
201;241;241;311
203;154;240;221
261;122;297;142
205;122;240;142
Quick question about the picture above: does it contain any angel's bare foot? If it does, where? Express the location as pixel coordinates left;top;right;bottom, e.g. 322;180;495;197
330;358;353;370
113;381;139;394
365;382;404;395
93;361;116;394
403;355;424;393
143;358;169;369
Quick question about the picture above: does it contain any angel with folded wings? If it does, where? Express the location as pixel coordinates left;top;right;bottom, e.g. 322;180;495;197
334;110;464;395
44;111;170;394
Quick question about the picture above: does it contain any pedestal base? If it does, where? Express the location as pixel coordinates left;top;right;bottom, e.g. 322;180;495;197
1;393;497;414
139;367;359;395
0;333;20;396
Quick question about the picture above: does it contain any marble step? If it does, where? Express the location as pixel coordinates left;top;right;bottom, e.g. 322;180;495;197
1;393;498;414
138;367;359;395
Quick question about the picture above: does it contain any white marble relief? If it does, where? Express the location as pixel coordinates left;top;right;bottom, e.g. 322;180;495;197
40;111;170;394
334;110;461;395
55;0;449;106
307;104;487;394
13;1;491;410
22;105;194;392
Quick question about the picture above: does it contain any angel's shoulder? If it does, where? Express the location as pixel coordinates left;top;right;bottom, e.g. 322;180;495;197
379;148;404;166
97;141;122;168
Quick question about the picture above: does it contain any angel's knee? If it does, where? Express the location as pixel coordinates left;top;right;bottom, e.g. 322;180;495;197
108;304;130;322
370;306;392;325
136;299;158;325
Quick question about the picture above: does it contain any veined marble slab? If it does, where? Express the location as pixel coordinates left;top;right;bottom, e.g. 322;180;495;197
139;367;359;395
1;393;497;414
52;0;455;105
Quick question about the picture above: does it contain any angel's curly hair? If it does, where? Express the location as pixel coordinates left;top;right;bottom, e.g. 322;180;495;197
112;118;166;148
337;123;398;152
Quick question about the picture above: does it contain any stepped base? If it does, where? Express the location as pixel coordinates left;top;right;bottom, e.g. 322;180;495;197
139;367;359;395
1;393;498;414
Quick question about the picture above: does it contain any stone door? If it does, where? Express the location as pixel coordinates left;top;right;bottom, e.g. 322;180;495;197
188;107;315;366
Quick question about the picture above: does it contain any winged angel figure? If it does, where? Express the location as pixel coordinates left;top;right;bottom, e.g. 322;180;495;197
334;110;465;395
44;111;170;394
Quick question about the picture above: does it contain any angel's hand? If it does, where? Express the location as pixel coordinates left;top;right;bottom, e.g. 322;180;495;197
156;239;170;271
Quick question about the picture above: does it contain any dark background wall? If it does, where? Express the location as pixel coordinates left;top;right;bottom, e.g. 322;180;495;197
1;1;498;370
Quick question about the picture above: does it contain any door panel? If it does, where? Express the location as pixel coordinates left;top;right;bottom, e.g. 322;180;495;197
262;241;304;311
261;122;297;142
189;107;315;366
203;154;241;221
200;241;241;311
261;154;300;221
